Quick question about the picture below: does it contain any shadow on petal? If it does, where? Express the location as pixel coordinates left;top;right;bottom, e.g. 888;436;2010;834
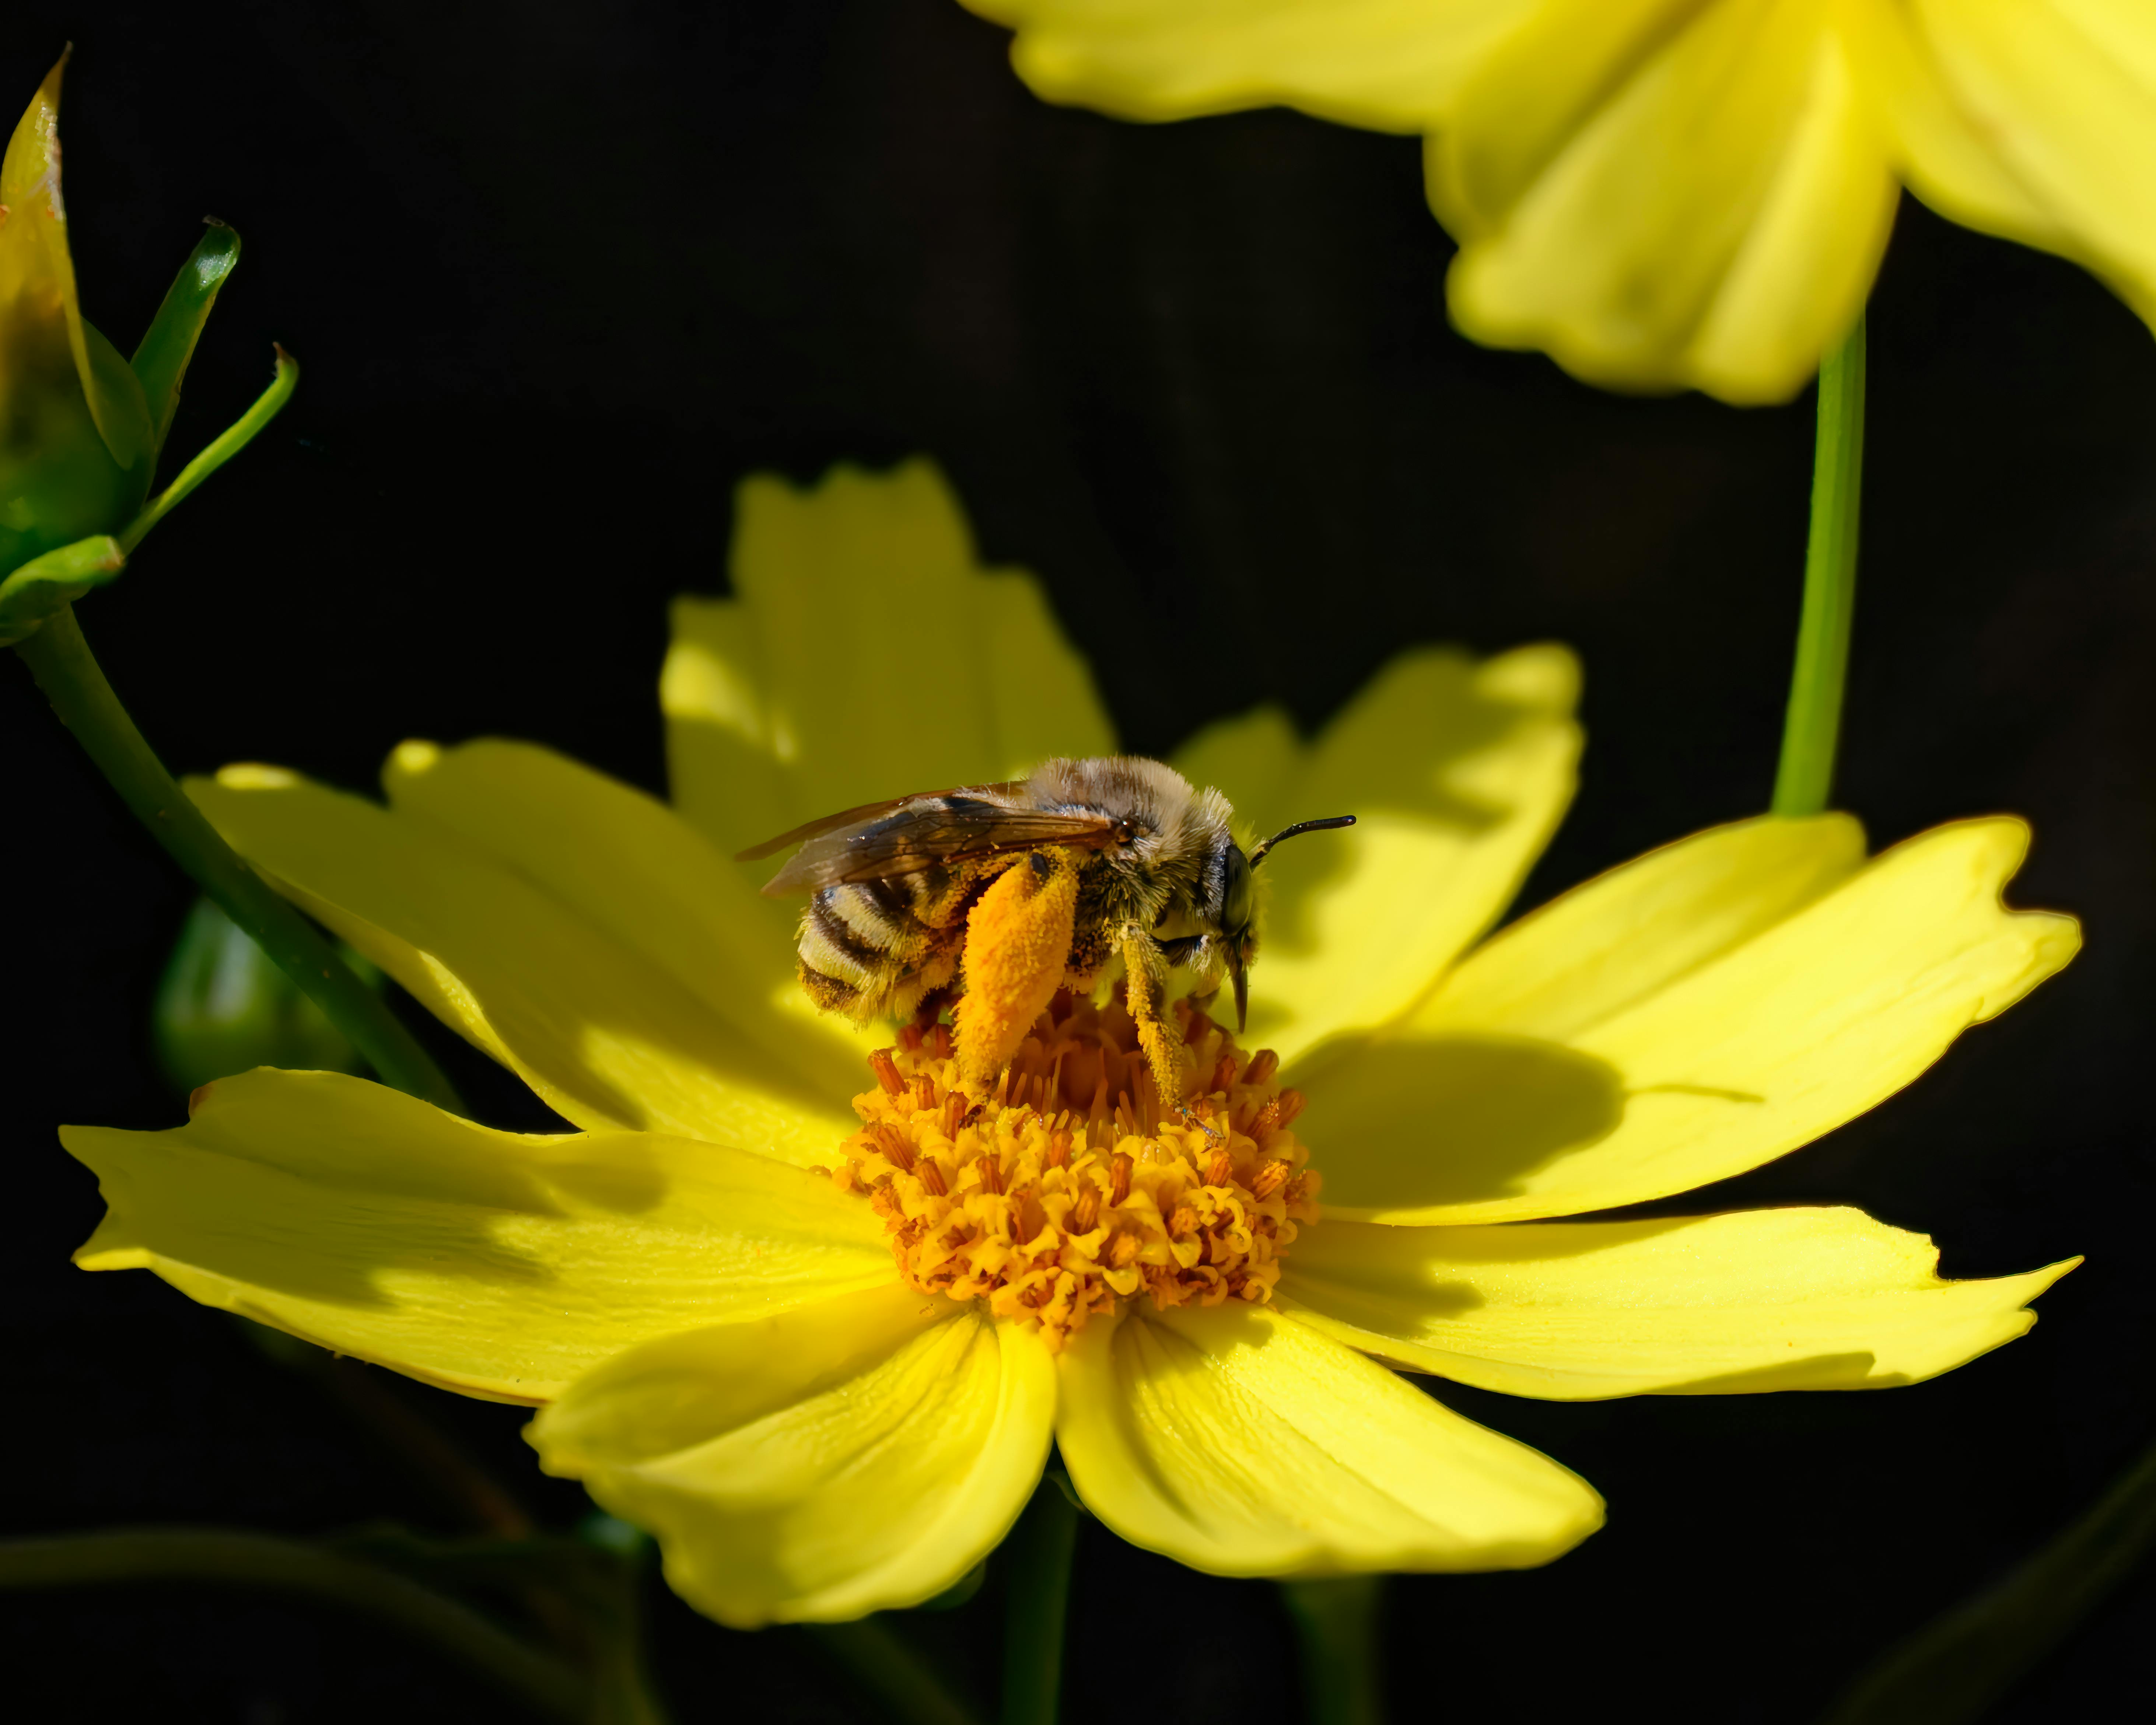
1302;1032;1624;1212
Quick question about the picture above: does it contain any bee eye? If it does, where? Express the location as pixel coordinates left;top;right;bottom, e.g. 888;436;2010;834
1222;843;1254;930
1114;820;1137;845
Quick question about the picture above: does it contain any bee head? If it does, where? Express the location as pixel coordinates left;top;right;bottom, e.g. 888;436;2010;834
1218;813;1357;1031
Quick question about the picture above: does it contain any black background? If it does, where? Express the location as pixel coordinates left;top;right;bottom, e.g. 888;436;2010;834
5;3;2152;1721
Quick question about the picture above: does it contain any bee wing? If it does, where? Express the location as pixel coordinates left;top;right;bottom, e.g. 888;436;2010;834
757;795;1125;897
734;783;1031;862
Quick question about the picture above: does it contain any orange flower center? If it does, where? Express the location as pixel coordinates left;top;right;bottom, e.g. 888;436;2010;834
825;990;1320;1350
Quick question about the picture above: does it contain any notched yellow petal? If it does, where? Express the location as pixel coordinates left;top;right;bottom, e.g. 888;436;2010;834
186;763;855;1164
381;736;865;1092
664;458;1113;863
1309;816;2078;1223
1283;1210;2078;1399
65;1069;892;1404
532;1295;1056;1626
1175;642;1580;1070
1056;1301;1601;1577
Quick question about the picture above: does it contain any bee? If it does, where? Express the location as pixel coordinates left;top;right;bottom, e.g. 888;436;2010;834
739;756;1353;1104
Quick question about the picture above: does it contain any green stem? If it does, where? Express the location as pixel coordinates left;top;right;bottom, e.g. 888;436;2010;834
1001;1481;1079;1725
1771;313;1867;819
1820;1435;2156;1725
810;1620;982;1725
119;346;299;555
1282;1577;1387;1725
15;604;462;1111
587;1569;674;1725
0;1527;584;1721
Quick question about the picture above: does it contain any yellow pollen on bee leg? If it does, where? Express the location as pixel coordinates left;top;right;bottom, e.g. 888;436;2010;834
955;849;1079;1094
1120;928;1184;1113
834;992;1321;1350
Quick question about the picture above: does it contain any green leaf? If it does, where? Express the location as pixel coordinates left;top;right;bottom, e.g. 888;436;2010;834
0;535;123;645
1821;1435;2156;1725
130;221;242;461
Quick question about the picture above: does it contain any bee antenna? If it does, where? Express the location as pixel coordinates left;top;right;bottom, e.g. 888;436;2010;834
1249;814;1356;868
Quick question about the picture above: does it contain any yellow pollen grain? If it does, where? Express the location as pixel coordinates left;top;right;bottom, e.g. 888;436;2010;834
833;990;1320;1350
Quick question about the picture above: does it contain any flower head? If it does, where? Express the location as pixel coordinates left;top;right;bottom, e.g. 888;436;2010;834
64;460;2079;1624
839;993;1317;1346
961;1;2156;402
0;53;154;576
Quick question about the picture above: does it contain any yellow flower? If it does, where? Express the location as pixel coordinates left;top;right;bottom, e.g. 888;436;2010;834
0;53;154;574
63;460;2078;1625
960;0;2156;403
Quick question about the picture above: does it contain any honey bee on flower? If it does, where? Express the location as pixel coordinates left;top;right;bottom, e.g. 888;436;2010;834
62;461;2081;1629
743;755;1352;1108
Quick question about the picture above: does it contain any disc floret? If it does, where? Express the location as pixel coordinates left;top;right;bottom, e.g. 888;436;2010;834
828;991;1319;1349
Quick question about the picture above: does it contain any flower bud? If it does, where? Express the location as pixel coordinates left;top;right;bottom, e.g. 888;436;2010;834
0;53;154;579
153;898;376;1092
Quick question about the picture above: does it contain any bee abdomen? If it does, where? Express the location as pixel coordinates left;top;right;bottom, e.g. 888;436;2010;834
799;888;901;989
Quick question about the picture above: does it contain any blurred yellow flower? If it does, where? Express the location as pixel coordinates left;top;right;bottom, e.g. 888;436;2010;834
962;1;2156;403
65;461;2078;1626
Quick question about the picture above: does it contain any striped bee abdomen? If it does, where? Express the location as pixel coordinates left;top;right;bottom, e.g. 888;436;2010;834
794;864;974;1022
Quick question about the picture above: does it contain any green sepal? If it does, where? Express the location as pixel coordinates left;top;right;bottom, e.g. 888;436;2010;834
131;221;242;463
152;895;377;1092
118;345;299;556
0;535;123;645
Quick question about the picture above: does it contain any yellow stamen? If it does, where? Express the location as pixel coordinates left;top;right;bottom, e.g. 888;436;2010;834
836;991;1319;1350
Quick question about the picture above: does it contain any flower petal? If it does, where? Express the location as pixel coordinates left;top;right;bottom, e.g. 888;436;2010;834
1173;644;1578;1070
962;0;1536;132
380;737;869;1087
1875;0;2156;330
1056;1301;1602;1576
1306;817;2078;1223
1436;0;1900;402
663;459;1114;868
186;764;857;1164
65;1069;890;1405
531;1292;1055;1626
1284;1210;2077;1399
1413;813;1866;1042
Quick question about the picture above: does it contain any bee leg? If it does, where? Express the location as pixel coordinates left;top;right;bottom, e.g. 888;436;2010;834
910;984;959;1036
956;849;1080;1094
1119;925;1186;1118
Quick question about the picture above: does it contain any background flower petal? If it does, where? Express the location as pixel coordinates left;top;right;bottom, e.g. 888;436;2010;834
1055;1301;1602;1576
961;0;1535;131
1284;1209;2077;1398
1436;0;1900;402
531;1293;1054;1627
1173;643;1578;1070
187;764;858;1163
1875;0;2156;332
1307;817;2079;1222
662;459;1114;891
66;1069;890;1405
